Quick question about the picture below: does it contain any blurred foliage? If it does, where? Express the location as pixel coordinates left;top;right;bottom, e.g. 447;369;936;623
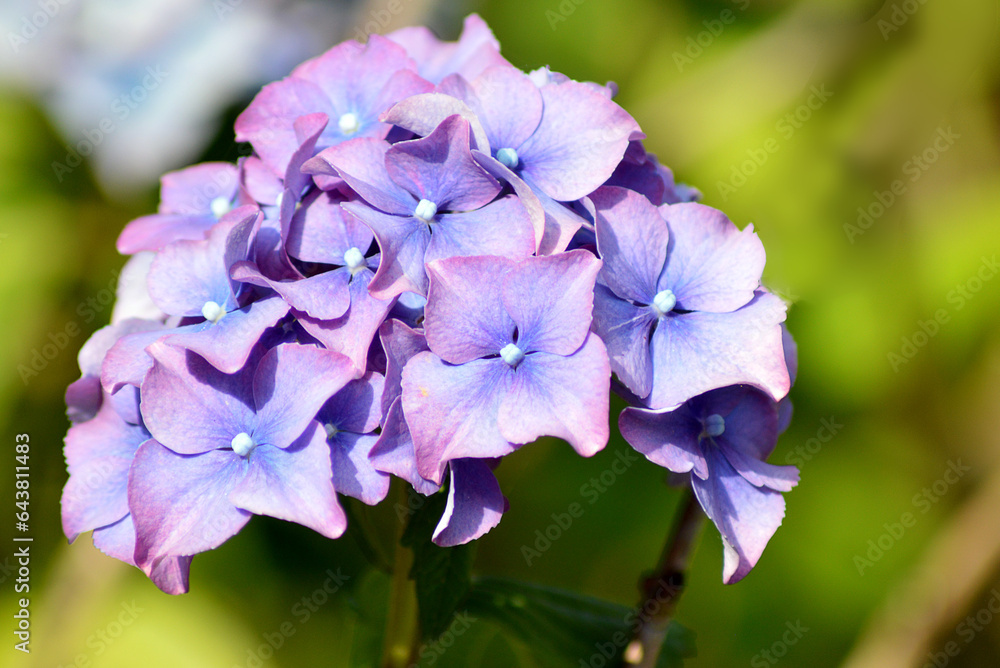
2;0;1000;666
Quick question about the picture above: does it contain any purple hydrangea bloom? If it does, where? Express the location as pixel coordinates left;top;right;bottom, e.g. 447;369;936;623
235;35;433;178
305;114;534;298
130;341;356;579
117;162;248;254
401;251;610;484
620;385;799;583
590;186;789;408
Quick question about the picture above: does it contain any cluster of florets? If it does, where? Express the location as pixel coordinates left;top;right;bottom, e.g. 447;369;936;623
62;15;798;594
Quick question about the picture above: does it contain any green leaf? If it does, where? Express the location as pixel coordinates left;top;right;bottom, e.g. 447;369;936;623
466;576;695;666
400;490;476;640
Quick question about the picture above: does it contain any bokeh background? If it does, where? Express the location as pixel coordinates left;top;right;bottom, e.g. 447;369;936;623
2;0;999;666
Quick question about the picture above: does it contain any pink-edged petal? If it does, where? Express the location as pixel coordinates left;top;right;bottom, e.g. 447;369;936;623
252;343;356;449
423;255;517;365
304;138;413;215
592;284;656;398
518;81;640;202
232;262;351;321
147;555;194;596
159;162;240;214
100;325;171;394
691;448;787;584
130;442;252;569
388;14;508;83
379;319;429;415
92;515;136;564
658;203;765;313
112;252;167;324
432;458;505;547
117;213;216;254
402;352;513;485
469;66;543;151
381;93;490;151
386;115;500;211
286;190;373;265
369;398;440;496
284;113;330;196
343;202;430;298
241;156;283;206
140;341;256;455
618;405;708;480
295;269;397;374
230;425;347;539
329;431;390;506
530;179;588;255
592;186;668;304
501;250;601;356
648;292;789;408
473;151;545;252
162;296;290;374
497;335;610;457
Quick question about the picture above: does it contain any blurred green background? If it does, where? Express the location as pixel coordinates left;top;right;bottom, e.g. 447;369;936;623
2;0;1000;666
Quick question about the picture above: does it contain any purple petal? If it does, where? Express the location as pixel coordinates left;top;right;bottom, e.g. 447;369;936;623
473;151;545;252
329;431;391;506
658;203;765;313
286;189;373;265
295;269;397;374
592;284;656;398
424;196;536;267
469;66;543;151
497;335;610;457
304;139;414;216
423;255;517;365
117;213;217;255
432;458;505;547
230;424;347;539
721;442;799;492
648;292;789;408
159;162;240;214
381;92;490;151
692;385;779;461
691;448;787;584
252;344;356;449
232;262;351;321
529;176;588;255
140;342;256;455
92;515;136;564
369;398;440;496
343;202;430;298
241;156;283;206
388;14;507;83
320;372;385;434
518;81;640;202
100;325;171;394
161;296;290;374
378;319;429;415
592;186;668;304
130;442;252;569
385;115;500;211
402;352;512;484
618;405;708;480
501;250;601;356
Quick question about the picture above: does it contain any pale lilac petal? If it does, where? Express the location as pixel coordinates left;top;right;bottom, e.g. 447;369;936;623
100;325;171;394
470;66;543;151
286;190;373;265
231;262;351;321
402;352;513;484
284;113;330;196
117;213;216;254
648;293;789;408
329;431;390;505
343;202;430;298
241;156;283;206
496;335;610;457
147;555;194;596
618;405;708;480
530;178;588;255
388;14;507;83
518;81;639;202
592;186;668;304
657;203;765;313
111;252;167;324
432;458;505;547
140;342;256;455
424;196;536;267
472;151;545;252
130;442;252;569
369;398;440;496
304;139;413;215
691;448;787;584
295;269;397;374
159;162;240;214
162;296;290;374
423;255;516;365
230;425;347;539
92;515;136;564
592;284;656;398
381;92;490;151
385;115;500;210
721;443;799;492
252;344;356;449
501;250;601;356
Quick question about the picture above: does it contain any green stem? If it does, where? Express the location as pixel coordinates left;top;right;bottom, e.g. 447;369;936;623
381;482;420;668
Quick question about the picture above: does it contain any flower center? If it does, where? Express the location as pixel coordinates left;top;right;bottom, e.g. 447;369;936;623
231;432;256;457
210;196;231;218
500;342;525;368
414;198;438;222
201;300;226;324
343;247;366;274
338;112;360;136
324;423;339;441
704;414;725;438
651;289;676;317
496;147;519;170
